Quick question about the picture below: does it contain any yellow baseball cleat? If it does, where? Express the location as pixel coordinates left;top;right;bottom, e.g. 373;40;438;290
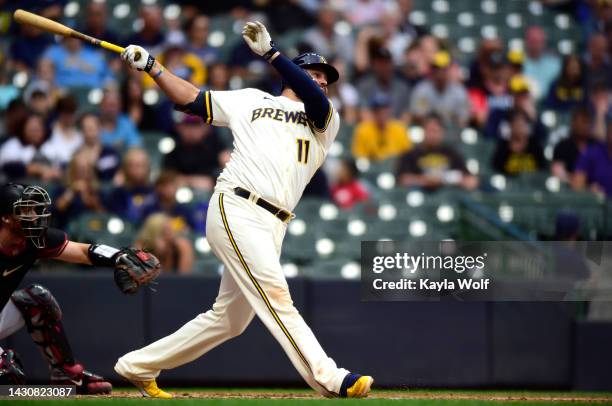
340;373;374;398
130;379;173;399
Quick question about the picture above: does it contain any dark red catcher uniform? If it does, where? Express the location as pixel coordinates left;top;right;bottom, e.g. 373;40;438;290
0;183;111;394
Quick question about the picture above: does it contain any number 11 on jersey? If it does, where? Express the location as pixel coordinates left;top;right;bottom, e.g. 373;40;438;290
296;138;310;164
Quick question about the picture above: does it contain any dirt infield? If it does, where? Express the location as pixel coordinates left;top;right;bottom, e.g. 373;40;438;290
97;390;612;402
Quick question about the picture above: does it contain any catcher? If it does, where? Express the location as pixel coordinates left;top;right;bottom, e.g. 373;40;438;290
0;183;160;393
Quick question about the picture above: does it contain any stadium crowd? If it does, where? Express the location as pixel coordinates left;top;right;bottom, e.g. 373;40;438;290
0;0;610;272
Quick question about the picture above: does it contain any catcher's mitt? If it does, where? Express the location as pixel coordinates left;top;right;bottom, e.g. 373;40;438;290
114;248;161;295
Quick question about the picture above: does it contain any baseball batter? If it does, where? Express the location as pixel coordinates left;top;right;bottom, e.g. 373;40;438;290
115;21;373;398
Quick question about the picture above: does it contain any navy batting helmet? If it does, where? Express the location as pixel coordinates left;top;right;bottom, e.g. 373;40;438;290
292;53;339;85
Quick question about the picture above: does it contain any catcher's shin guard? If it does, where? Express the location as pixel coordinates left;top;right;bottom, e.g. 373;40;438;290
10;285;76;371
10;285;112;394
0;349;26;384
51;363;112;394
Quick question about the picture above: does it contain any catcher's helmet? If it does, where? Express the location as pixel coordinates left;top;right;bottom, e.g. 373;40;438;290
0;183;51;248
0;183;25;216
292;53;339;84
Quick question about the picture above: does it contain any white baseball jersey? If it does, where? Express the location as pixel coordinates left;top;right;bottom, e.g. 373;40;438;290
206;88;340;211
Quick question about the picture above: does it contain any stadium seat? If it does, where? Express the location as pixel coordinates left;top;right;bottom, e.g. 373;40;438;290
67;212;136;247
193;256;223;275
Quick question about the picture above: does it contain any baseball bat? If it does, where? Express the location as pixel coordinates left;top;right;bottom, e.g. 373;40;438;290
13;9;140;60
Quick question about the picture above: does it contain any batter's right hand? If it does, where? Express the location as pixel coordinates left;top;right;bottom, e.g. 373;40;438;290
242;21;273;57
121;45;155;72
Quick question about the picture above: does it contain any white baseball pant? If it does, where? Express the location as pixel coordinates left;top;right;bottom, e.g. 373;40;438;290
115;191;349;396
0;300;26;342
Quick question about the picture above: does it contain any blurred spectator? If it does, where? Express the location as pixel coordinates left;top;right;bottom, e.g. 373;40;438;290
523;26;561;101
135;213;194;274
126;5;166;58
144;35;207;89
552;106;595;182
163;114;229;191
545;54;587;111
77;112;121;182
467;38;504;90
396;114;478;190
185;15;220;65
492;109;546;176
356;47;411;121
328;58;359;125
468;50;513;129
378;2;417;64
572;121;612;197
41;37;113;89
485;75;547;142
24;84;53;124
227;14;279;92
582;0;612;39
0;113;61;181
354;2;413;68
589;82;612;141
41;94;82;167
121;76;158;131
9;21;53;72
303;4;354;62
352;93;412;160
207;63;230;91
396;0;427;45
105;148;156;224
409;51;470;128
53;150;104;228
228;39;265;81
331;158;370;210
143;170;207;235
583;33;611;89
25;59;61;108
2;98;28;138
401;43;427;87
416;35;441;67
99;89;142;149
344;0;388;27
81;2;119;52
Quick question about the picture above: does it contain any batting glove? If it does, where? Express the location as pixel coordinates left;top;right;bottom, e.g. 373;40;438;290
242;21;277;60
121;45;155;72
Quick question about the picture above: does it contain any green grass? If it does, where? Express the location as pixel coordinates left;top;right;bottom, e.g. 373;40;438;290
6;388;612;405
11;402;611;406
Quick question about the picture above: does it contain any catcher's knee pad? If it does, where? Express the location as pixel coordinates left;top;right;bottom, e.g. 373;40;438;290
11;284;62;330
0;349;26;385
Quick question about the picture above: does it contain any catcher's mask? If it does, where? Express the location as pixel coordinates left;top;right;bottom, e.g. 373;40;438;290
13;185;52;248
